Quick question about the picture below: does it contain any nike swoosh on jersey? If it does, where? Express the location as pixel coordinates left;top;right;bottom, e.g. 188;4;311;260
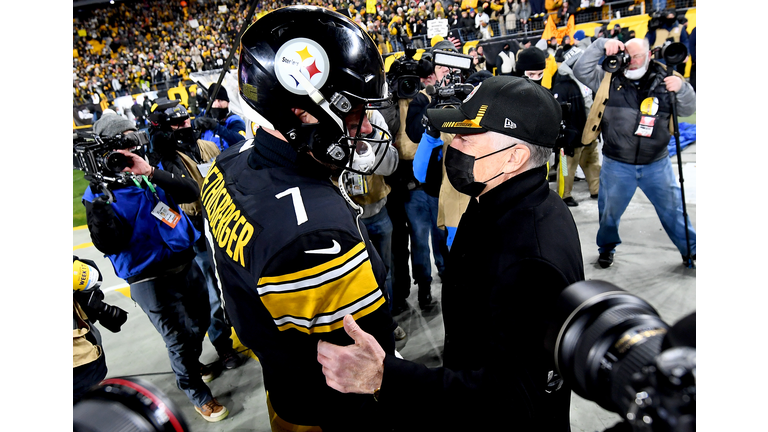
305;240;341;255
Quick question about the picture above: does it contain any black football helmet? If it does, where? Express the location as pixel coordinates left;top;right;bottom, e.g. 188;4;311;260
238;6;393;173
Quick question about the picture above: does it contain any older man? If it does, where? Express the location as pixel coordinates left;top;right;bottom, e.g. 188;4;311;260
317;76;585;431
573;37;696;268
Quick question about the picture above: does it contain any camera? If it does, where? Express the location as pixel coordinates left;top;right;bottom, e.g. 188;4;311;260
74;257;128;333
602;51;631;73
424;49;475;108
74;377;190;432
554;280;695;432
652;41;688;67
387;47;429;100
74;132;149;177
73;131;149;202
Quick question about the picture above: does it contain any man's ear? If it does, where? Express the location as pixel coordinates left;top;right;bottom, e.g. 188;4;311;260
502;144;530;174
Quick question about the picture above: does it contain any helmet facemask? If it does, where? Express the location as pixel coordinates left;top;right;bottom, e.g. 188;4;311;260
237;6;395;175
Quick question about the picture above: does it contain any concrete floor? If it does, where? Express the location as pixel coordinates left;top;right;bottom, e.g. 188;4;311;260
73;144;696;432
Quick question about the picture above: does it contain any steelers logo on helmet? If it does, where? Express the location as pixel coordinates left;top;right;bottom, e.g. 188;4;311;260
275;38;331;95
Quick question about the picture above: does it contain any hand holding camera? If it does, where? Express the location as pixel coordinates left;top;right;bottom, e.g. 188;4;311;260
195;115;219;131
116;149;152;177
603;39;625;56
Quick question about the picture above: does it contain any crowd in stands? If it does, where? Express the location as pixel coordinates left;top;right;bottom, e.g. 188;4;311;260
74;0;591;105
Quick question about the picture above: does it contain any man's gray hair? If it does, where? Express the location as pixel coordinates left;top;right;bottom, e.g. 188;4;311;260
625;37;649;52
488;131;551;169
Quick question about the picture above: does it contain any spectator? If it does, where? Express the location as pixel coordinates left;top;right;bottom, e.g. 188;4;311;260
497;42;516;75
518;0;532;32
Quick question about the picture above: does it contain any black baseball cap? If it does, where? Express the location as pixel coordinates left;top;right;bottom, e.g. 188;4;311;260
426;76;562;148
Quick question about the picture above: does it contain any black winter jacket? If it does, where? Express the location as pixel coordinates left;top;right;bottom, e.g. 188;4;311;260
378;165;585;431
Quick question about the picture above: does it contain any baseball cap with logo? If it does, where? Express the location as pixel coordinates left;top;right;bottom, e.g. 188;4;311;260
426;76;562;148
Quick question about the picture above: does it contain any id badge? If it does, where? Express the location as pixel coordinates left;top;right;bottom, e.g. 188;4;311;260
151;201;181;228
634;115;657;138
344;173;369;196
635;97;659;138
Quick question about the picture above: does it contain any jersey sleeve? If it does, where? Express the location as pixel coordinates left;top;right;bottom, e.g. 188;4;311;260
256;229;386;335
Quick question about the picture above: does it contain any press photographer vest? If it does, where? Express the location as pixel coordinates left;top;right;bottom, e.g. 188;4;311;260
176;139;220;217
653;27;682;49
73;300;101;368
396;98;419;160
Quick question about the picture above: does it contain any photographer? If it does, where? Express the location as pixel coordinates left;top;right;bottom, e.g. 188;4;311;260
400;40;462;311
73;256;127;405
550;50;601;207
148;98;243;372
194;84;246;152
646;9;690;66
81;115;229;422
318;76;585;432
573;37;696;268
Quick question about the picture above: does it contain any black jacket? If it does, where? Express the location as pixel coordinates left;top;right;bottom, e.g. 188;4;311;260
378;165;584;431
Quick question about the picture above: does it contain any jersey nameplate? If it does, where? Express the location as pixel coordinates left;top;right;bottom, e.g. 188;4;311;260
201;162;255;268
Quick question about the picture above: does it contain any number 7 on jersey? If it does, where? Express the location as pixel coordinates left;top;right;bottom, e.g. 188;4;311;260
275;187;308;226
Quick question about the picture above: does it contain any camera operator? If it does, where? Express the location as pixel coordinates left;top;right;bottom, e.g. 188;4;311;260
193;84;246;152
647;9;690;62
573;37;696;268
400;39;464;311
81;114;230;422
317;76;585;432
73;256;127;405
148;98;244;372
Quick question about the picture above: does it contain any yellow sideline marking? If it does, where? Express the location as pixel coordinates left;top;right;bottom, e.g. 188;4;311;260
113;285;258;362
74;225;87;231
73;242;94;251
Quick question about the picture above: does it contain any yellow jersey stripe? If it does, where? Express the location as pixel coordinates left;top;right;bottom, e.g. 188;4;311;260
276;296;387;334
257;242;366;288
261;258;379;319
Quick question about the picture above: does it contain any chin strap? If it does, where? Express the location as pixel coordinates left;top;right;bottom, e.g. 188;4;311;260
336;169;366;243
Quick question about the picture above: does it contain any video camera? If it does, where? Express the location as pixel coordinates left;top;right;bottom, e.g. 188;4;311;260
554;280;695;432
387;47;431;100
73;131;149;202
424;49;475;108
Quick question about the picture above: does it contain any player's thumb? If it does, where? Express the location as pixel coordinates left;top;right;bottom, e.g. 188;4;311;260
343;314;366;345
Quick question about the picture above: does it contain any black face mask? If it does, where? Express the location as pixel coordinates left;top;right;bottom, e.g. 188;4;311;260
444;144;516;197
210;107;228;121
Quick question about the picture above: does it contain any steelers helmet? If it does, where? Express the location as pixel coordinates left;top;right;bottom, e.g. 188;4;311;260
238;6;393;171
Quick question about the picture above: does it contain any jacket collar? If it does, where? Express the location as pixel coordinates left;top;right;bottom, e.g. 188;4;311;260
476;164;549;217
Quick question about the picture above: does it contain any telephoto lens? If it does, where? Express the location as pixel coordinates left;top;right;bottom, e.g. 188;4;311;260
554;280;670;415
74;377;190;432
